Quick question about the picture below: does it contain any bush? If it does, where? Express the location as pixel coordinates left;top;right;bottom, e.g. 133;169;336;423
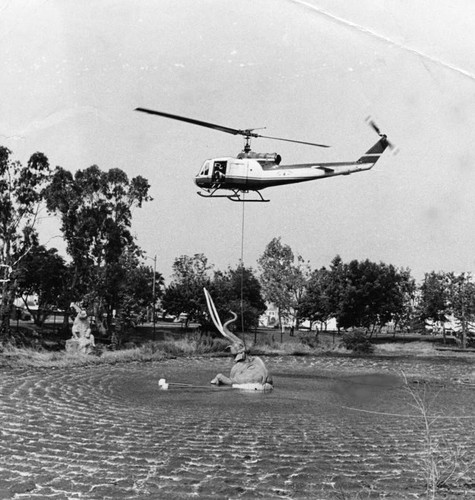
340;329;374;354
149;337;229;357
298;332;320;349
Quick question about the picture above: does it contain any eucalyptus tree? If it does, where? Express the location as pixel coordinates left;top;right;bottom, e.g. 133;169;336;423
0;146;50;338
44;165;151;334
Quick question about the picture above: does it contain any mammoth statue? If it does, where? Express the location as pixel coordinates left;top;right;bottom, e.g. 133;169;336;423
204;288;273;391
68;302;95;354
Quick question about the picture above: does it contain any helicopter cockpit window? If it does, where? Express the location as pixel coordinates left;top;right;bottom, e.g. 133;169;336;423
199;161;210;176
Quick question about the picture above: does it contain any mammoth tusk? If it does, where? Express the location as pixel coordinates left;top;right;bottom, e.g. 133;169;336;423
223;311;243;344
203;288;243;344
223;311;238;332
203;288;225;336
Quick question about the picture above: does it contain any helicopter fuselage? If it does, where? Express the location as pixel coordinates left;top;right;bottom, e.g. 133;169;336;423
194;133;390;201
195;154;375;191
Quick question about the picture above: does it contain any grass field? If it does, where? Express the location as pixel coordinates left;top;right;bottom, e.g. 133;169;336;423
2;319;474;373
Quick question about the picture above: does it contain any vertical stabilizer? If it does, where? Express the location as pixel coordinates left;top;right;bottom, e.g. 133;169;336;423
357;136;390;166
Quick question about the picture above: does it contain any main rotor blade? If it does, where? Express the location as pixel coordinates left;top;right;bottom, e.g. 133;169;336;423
135;107;245;136
257;134;330;148
136;107;330;147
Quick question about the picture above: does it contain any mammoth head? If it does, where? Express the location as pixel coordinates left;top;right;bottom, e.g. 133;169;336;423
204;288;246;352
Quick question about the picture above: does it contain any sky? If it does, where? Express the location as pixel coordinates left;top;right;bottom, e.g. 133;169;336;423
1;0;475;283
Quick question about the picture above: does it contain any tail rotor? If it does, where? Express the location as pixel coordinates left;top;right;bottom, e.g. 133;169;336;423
365;117;399;154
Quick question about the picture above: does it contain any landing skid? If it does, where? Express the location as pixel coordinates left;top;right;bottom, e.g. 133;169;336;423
197;188;269;203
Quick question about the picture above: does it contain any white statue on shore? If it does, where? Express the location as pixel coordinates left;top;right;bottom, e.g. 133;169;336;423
204;288;273;391
68;303;95;354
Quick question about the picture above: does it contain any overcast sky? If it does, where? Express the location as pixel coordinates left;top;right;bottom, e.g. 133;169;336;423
2;0;475;281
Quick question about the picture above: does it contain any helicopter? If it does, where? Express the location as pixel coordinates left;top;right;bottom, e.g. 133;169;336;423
135;107;394;202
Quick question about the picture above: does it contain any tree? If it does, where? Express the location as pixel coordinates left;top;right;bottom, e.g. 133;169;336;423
299;267;333;331
326;256;415;333
44;165;151;335
257;237;303;331
15;244;69;326
0;147;50;338
228;265;267;331
161;254;212;326
446;272;475;349
288;256;312;329
385;267;416;333
110;251;164;338
325;255;348;333
211;264;266;332
418;271;450;335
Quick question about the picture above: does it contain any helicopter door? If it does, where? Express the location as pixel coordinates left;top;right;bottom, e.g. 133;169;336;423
212;160;227;183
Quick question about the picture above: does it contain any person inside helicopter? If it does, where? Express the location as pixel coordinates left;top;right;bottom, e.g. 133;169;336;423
212;161;226;185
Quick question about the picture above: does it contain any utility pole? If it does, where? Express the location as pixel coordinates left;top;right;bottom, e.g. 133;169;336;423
460;274;467;350
152;255;157;336
146;255;157;337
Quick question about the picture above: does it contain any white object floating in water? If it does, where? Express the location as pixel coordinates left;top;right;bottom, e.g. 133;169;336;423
158;378;169;390
232;383;273;391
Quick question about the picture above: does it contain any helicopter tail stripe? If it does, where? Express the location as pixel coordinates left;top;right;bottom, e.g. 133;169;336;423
356;137;389;164
357;154;382;164
365;137;389;155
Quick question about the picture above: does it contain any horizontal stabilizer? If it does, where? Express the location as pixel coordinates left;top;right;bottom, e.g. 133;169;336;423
317;166;335;173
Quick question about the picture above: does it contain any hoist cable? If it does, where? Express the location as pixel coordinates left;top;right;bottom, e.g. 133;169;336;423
240;194;246;334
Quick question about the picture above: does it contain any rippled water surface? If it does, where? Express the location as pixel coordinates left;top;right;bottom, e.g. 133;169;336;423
1;355;475;499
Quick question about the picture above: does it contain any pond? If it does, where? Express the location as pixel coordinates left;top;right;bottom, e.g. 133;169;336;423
1;354;475;499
